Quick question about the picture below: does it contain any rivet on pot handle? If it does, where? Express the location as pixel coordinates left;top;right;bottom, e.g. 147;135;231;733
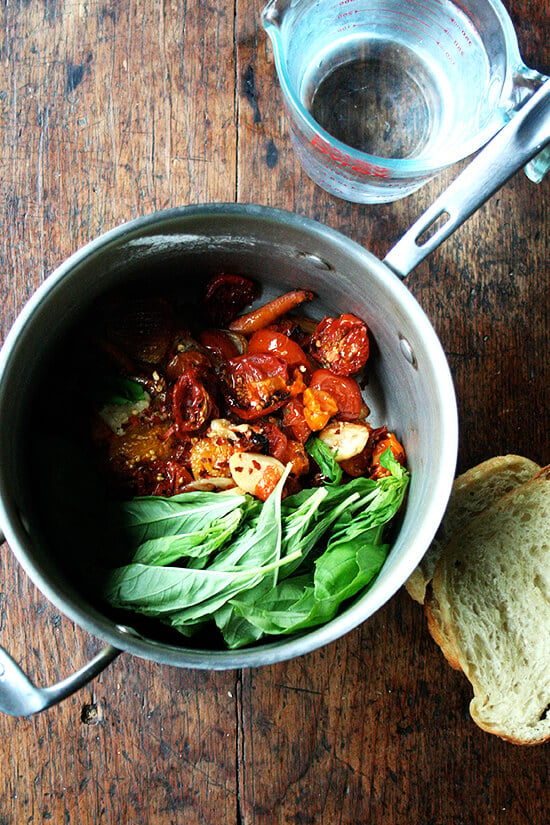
384;78;550;279
0;529;121;717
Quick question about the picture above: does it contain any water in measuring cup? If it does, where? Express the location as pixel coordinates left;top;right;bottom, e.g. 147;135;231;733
302;37;454;161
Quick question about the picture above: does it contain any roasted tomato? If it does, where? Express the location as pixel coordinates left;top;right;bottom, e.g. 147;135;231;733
282;439;309;477
310;313;369;376
203;274;260;327
253;420;288;462
172;369;213;436
309;369;364;421
189;436;238;479
147;460;193;496
225;353;292;420
338;447;372;478
107;420;176;485
165;349;213;382
199;329;241;361
248;330;311;375
266;316;315;349
280;398;311;443
302;387;338;431
370;429;406;479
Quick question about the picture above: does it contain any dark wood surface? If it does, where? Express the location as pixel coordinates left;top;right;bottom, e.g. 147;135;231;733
1;1;549;822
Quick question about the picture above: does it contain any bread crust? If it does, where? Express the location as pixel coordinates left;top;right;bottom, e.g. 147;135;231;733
424;587;462;672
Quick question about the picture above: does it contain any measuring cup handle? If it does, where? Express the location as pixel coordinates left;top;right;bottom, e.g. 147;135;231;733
383;78;550;280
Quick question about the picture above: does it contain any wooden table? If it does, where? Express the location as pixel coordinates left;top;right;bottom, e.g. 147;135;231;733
1;1;548;822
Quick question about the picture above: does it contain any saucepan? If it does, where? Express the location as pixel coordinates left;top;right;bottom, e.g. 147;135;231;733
0;80;548;717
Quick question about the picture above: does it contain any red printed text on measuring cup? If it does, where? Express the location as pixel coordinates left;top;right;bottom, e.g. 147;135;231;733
311;135;391;178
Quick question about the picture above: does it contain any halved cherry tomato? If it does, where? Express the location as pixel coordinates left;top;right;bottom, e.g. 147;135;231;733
149;460;193;496
267;317;315;349
166;349;212;382
338;445;372;479
282;439;309;477
254;464;285;502
311;313;369;376
248;330;311;375
199;329;240;361
281;398;311;444
309;369;364;421
226;353;291;420
288;368;307;397
255;420;288;462
203;274;260;326
247;330;310;399
172;368;213;436
370;430;406;479
302;387;338;431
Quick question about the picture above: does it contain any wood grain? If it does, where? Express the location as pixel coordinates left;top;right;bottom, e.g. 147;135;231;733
1;0;549;822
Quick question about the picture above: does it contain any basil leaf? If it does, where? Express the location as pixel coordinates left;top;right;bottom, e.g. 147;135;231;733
223;575;316;641
104;562;263;617
110;490;249;545
227;533;387;643
305;436;343;485
96;376;148;406
214;602;265;649
130;508;244;568
278;491;360;579
314;528;387;602
379;446;407;479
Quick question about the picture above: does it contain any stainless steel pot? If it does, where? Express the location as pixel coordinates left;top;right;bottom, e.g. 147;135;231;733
0;79;548;716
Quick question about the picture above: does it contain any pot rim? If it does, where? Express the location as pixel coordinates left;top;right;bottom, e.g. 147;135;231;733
0;203;458;668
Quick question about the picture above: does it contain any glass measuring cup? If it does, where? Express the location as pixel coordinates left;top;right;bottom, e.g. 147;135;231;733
262;0;549;202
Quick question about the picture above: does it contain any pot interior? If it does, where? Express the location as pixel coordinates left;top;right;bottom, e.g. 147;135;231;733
0;206;457;667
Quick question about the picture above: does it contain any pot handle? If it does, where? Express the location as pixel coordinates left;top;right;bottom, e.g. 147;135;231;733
0;642;121;717
383;78;550;279
0;528;122;717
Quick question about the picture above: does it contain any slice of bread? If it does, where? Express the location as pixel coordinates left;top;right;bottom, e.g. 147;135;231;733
405;455;540;604
428;471;550;744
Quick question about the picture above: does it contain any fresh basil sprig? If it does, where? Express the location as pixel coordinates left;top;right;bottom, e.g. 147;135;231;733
102;449;409;648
